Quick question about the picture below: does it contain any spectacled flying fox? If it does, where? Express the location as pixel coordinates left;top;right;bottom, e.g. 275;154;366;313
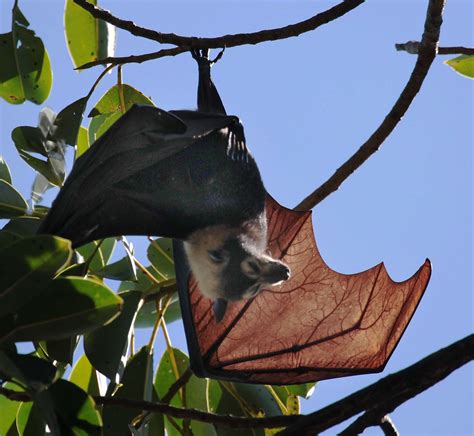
38;49;290;321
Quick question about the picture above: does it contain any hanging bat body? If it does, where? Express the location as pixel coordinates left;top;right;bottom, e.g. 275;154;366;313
39;50;290;320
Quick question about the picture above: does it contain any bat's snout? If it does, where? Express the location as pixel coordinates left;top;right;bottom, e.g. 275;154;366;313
262;261;291;285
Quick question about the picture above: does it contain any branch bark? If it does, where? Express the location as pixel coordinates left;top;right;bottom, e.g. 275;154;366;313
1;336;472;432
73;0;364;48
396;41;474;55
279;334;474;435
295;0;445;211
76;47;188;70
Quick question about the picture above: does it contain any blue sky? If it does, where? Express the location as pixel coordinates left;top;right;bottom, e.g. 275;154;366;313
1;0;472;434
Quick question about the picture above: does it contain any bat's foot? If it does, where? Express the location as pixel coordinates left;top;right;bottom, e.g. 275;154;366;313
227;121;250;163
191;48;225;66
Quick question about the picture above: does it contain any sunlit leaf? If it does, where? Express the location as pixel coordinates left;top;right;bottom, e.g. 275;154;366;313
0;180;28;219
69;353;103;397
147;238;175;282
64;0;116;69
1;277;123;343
76;126;90;158
0;155;12;184
155;347;215;436
76;237;116;273
16;401;45;435
88;84;153;142
0;5;52;105
84;290;142;380
0;235;72;318
0;382;22;435
445;55;474;79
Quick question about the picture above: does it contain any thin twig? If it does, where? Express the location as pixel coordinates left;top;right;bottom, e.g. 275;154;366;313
396;41;474;55
76;46;188;70
279;334;474;435
295;0;445;211
73;0;364;48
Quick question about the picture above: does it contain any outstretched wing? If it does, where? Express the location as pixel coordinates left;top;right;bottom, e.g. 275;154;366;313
39;105;246;246
175;195;431;384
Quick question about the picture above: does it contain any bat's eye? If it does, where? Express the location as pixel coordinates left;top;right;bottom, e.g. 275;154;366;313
208;249;225;263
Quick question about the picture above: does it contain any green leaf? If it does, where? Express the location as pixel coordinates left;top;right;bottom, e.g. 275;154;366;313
12;114;67;187
2;216;42;237
39;379;102;435
155;347;215;436
0;382;22;435
0;155;12;184
147;238;175;282
0;5;52;105
0;277;123;344
76;126;90;158
89;84;153;117
88;84;154;142
445;55;474;79
39;336;78;365
102;346;161;435
76;237;116;273
88;111;122;144
135;297;181;329
284;383;316;399
0;230;20;249
64;0;116;69
16;401;45;435
0;180;28;219
96;255;137;281
54;97;89;146
84;290;142;380
11;126;47;156
0;235;72;318
0;350;57;389
17;150;64;186
69;353;103;397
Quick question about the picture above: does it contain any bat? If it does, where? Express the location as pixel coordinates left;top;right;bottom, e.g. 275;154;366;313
40;49;431;383
39;49;290;320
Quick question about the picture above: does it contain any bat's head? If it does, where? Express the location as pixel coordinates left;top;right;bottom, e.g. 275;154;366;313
183;218;290;305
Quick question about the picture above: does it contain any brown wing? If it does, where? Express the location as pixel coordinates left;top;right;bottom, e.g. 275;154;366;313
177;195;431;384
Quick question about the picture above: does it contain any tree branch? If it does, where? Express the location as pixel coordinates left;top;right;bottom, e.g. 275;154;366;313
379;415;399;436
93;395;299;429
0;386;30;402
396;41;474;55
76;47;189;70
339;412;400;436
73;0;364;48
2;336;471;432
279;334;474;435
295;0;445;211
